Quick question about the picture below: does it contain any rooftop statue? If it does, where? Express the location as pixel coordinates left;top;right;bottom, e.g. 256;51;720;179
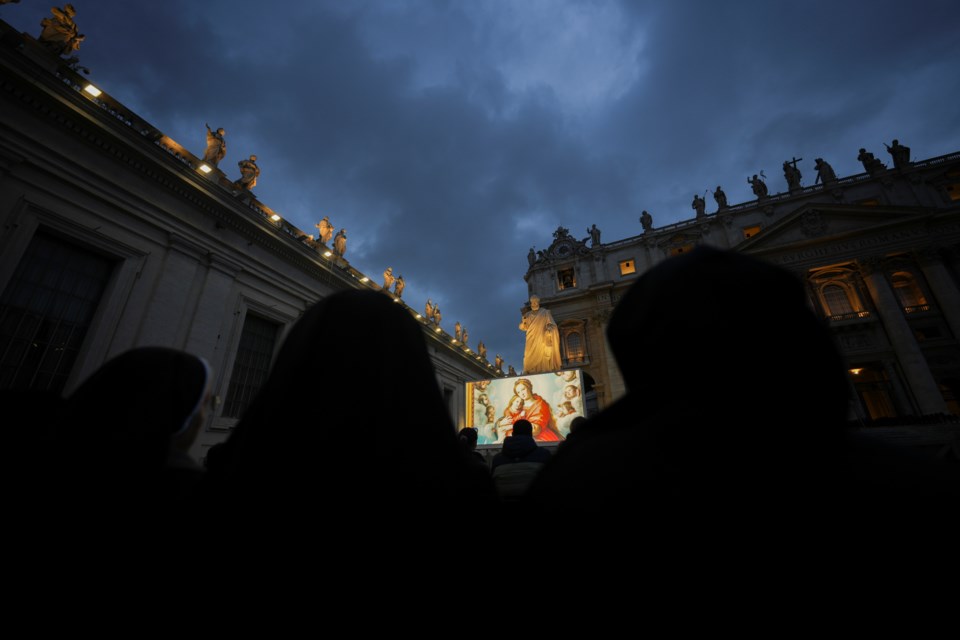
640;210;653;232
691;194;706;218
747;173;768;199
814;158;837;185
713;185;728;210
235;155;260;190
857;148;887;176
315;216;334;245
394;275;405;298
203;124;226;167
382;267;395;291
38;5;84;57
884;139;911;169
333;228;347;256
587;224;601;247
783;158;803;191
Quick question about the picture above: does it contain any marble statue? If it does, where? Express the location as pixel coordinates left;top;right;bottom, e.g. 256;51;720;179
747;174;768;198
640;210;653;231
315;216;334;244
692;194;706;218
38;5;84;57
814;158;837;185
203;124;226;167
394;275;405;298
519;294;562;374
333;228;346;256
884;139;911;169
382;267;395;291
783;158;802;191
235;155;260;190
713;185;728;209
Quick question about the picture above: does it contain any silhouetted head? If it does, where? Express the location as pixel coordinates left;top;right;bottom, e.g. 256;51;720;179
512;419;534;437
606;245;848;428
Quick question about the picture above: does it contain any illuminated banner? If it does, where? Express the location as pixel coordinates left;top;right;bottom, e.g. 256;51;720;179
465;369;586;445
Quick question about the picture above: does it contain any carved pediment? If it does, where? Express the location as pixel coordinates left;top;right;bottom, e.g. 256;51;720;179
738;203;930;253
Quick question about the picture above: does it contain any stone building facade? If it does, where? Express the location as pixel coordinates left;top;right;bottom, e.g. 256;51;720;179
525;150;960;422
0;20;499;461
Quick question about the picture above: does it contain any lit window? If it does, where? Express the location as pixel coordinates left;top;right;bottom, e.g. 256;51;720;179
557;268;576;290
823;284;854;316
619;259;636;276
670;244;694;257
742;225;761;239
891;271;928;311
565;332;585;363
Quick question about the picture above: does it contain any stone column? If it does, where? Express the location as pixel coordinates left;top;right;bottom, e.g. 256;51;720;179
858;256;947;415
915;246;960;341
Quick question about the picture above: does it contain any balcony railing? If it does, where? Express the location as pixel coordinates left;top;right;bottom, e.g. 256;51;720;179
828;310;872;322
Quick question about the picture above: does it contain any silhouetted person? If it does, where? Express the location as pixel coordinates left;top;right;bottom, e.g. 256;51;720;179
202;290;498;534
42;347;212;523
491;419;551;503
525;246;960;541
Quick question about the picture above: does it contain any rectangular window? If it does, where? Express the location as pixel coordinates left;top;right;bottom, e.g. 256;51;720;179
222;312;280;418
619;259;636;276
0;232;114;393
557;268;576;290
670;244;694;257
857;198;880;207
742;225;761;239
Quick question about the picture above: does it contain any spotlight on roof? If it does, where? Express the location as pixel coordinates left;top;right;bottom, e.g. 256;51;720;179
360;277;369;283
83;84;102;97
270;214;281;222
323;251;332;258
198;164;212;174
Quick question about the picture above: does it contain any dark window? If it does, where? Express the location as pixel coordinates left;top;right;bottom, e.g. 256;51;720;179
0;232;113;393
222;313;280;418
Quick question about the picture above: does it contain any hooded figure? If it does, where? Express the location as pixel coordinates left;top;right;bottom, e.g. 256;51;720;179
525;246;853;527
45;346;211;519
203;290;497;530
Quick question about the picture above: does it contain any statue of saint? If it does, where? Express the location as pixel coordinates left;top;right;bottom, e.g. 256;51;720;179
747;174;768;198
713;186;728;209
333;228;346;256
203;124;226;167
508;365;517;376
783;159;802;191
38;5;84;57
691;194;706;218
477;341;487;360
425;299;435;321
495;354;504;373
814;158;837;185
461;326;468;345
394;275;405;298
433;304;442;326
315;216;334;245
235;155;260;190
455;322;462;341
527;247;536;267
884;139;911;169
519;295;562;374
858;148;887;175
382;267;395;291
587;224;601;247
640;210;653;232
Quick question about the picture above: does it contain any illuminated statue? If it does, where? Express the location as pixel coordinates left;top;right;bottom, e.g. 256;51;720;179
508;365;517;376
519;294;561;374
394;275;405;298
38;5;84;57
315;216;334;244
455;322;462;341
235;155;260;190
478;341;487;360
433;304;442;327
382;267;395;291
461;326;468;346
495;354;504;373
203;124;226;167
333;228;346;256
425;299;435;322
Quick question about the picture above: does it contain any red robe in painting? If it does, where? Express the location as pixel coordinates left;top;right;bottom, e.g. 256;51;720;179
525;393;561;442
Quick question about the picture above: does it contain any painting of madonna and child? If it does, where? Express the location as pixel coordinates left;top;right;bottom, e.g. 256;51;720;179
465;370;587;445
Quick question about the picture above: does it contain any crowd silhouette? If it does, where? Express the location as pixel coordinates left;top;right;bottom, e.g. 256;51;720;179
8;251;959;548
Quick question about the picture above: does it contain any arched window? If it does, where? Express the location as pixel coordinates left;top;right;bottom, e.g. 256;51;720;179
822;284;854;317
890;271;928;311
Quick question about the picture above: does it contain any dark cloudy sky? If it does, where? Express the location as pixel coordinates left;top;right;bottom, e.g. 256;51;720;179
4;0;959;372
